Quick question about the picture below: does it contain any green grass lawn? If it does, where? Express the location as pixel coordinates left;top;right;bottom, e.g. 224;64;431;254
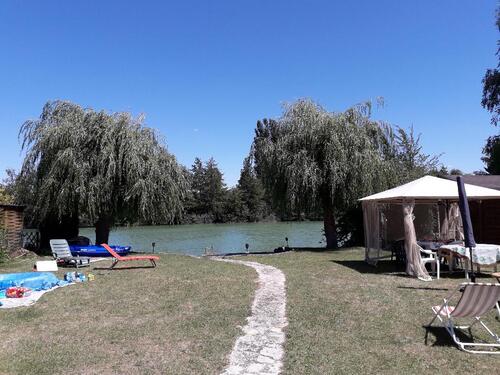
0;255;255;375
241;248;499;375
1;249;498;374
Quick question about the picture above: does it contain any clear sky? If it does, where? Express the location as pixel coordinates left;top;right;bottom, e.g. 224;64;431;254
0;1;498;186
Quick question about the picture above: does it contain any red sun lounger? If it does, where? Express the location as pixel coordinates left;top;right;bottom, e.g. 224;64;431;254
101;243;159;269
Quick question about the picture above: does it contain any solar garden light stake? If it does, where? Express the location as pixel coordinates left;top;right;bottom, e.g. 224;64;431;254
245;243;249;254
152;242;156;254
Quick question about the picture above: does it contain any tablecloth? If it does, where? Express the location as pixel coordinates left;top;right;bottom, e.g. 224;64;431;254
439;244;500;265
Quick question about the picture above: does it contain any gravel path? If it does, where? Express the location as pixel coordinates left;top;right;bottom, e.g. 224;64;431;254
215;258;288;375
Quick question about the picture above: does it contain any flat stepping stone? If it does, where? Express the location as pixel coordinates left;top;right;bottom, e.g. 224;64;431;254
215;258;288;375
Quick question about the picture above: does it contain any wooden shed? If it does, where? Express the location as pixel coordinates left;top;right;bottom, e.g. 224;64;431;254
444;175;500;244
0;204;26;254
468;199;500;244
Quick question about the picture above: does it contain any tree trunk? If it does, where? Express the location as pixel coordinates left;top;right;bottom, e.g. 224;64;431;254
322;195;337;249
39;213;79;255
95;215;112;245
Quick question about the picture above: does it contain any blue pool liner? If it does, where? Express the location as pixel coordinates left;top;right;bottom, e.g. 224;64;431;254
0;272;69;292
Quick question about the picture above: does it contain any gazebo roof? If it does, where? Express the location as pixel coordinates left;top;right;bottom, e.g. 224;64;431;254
360;175;500;202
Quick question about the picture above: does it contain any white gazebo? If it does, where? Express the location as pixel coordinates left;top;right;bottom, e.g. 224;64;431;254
360;175;500;279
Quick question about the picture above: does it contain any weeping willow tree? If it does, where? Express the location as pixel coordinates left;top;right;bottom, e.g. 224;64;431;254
252;99;395;248
19;100;188;246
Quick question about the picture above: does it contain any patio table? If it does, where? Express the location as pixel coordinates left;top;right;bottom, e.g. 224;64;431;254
437;244;499;279
439;243;500;266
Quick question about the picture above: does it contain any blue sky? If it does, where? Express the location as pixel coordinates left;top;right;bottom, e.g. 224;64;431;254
0;1;498;186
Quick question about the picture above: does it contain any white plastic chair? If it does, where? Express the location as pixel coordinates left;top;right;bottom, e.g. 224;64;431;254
419;245;440;279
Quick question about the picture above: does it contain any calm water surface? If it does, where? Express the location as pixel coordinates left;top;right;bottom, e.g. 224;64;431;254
80;221;324;256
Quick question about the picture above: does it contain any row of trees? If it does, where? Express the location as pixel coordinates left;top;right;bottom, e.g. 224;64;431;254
183;157;271;223
481;7;500;173
4;98;451;251
4;101;278;249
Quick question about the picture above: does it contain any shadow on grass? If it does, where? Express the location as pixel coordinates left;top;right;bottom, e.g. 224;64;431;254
331;259;407;276
331;260;486;282
428;272;477;280
292;247;333;252
398;286;450;291
424;325;473;347
292;246;363;253
92;265;156;271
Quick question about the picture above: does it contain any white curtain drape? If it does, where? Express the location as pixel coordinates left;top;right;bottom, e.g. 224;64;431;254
449;203;464;240
363;201;380;264
403;200;431;281
440;202;463;241
440;204;450;240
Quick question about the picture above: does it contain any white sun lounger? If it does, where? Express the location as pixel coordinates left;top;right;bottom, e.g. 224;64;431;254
50;239;90;268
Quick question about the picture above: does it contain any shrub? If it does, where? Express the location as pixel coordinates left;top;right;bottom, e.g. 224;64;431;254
0;229;7;262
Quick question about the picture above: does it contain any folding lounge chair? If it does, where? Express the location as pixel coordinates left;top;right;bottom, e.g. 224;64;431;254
429;282;500;354
101;243;159;269
493;272;500;318
50;239;91;268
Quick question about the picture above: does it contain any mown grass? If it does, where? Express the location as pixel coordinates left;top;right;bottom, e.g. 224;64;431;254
0;255;255;375
240;248;499;375
1;249;498;374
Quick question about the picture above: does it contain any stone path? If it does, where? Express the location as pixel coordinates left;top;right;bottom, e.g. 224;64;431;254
215;258;288;375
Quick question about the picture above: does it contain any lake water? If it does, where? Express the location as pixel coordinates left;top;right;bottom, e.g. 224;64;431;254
80;221;324;256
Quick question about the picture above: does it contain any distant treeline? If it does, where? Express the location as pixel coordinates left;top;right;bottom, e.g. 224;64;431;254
182;156;322;224
183;156;272;224
77;156;321;227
